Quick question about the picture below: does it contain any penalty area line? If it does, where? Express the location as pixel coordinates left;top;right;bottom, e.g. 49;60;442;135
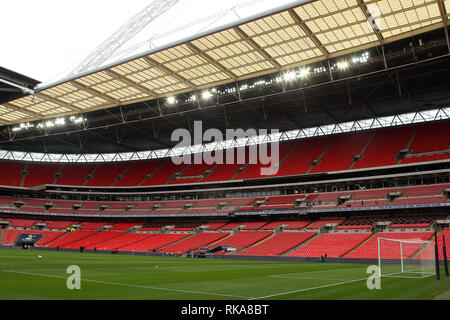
1;269;253;299
249;277;368;300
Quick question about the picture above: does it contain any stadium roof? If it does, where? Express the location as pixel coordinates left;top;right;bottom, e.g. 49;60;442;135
0;67;40;116
1;0;449;126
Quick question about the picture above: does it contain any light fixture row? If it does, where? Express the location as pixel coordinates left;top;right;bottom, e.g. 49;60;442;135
166;51;370;105
11;116;87;132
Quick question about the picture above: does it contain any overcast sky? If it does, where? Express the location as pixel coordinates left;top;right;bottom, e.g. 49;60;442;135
0;0;297;85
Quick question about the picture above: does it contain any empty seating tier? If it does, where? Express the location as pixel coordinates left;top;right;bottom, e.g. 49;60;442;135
56;164;95;186
114;160;164;186
0;161;24;187
23;163;61;187
46;231;97;248
310;132;371;173
65;231;125;249
307;219;344;229
274;136;333;177
353;126;414;169
86;163;130;186
3;229;65;247
239;232;316;256
110;223;140;231
390;196;447;205
212;231;272;251
79;222;108;230
0;121;448;188
408;122;450;154
45;221;79;229
119;233;188;252
288;233;372;258
284;221;313;230
3;218;41;228
0;182;448;218
160;232;229;253
91;233;154;251
200;222;228;230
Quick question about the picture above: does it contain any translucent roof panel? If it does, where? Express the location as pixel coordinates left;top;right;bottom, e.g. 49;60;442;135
1;0;448;125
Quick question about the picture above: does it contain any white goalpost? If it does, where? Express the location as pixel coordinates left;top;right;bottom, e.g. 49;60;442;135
377;237;435;279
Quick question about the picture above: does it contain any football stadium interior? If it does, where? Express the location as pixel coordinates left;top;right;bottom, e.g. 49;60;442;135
0;0;450;300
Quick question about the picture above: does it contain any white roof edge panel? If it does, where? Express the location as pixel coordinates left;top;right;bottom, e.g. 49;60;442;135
0;107;448;163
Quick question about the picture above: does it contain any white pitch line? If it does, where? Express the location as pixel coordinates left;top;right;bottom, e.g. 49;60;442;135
271;267;362;277
1;269;252;299
269;275;348;281
249;277;368;300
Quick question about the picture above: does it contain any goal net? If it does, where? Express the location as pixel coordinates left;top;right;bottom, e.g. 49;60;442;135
377;237;435;279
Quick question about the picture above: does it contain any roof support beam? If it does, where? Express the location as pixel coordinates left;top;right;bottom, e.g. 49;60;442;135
36;92;83;113
185;42;237;80
436;0;450;52
288;9;329;58
70;80;119;105
2;102;41;117
142;56;197;88
104;69;158;97
356;0;384;44
233;26;281;70
0;78;35;95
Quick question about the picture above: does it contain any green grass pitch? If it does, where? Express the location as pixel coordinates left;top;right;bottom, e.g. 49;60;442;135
0;249;448;300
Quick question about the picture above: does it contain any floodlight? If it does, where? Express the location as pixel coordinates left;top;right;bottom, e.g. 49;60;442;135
45;121;55;128
167;96;176;105
55;118;66;126
337;61;349;70
299;68;310;78
202;91;212;100
283;72;296;81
